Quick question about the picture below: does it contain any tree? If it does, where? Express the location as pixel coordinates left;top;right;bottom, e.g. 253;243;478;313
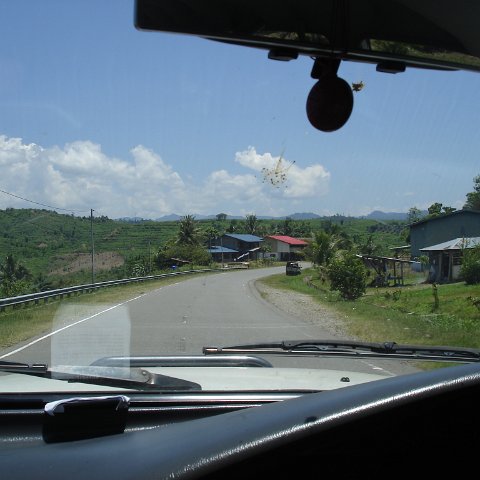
202;226;220;248
161;244;211;267
0;254;32;297
327;254;367;300
244;214;258;235
309;231;336;266
177;215;200;245
464;174;480;211
295;221;311;237
216;213;227;221
0;254;30;283
358;234;377;256
442;206;457;215
427;203;456;217
407;206;423;224
226;219;238;233
427;202;443;217
282;217;293;236
307;228;352;267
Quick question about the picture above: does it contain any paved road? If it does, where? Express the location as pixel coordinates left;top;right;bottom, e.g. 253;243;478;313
1;267;417;376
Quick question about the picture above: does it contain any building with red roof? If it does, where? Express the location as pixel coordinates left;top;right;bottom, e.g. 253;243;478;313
263;235;309;261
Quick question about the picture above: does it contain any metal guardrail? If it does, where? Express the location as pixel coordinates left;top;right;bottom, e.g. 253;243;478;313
0;268;222;310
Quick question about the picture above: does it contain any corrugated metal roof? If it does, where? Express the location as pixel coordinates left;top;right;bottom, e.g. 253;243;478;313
420;237;480;251
208;246;238;253
357;254;417;264
224;234;263;242
266;235;308;246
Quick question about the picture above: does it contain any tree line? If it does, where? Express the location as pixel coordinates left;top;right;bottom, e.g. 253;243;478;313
407;174;480;224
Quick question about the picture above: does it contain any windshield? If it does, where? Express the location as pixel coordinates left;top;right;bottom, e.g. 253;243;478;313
0;0;479;395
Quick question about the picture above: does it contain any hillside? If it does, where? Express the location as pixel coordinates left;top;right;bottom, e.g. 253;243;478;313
0;209;179;282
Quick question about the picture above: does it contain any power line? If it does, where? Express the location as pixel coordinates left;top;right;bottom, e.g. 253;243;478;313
0;187;89;214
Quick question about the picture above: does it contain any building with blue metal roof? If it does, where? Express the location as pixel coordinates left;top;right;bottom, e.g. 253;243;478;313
207;245;238;262
212;234;263;261
222;234;263;243
410;209;480;257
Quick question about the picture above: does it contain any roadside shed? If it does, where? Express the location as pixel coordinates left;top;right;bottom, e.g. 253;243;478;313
420;237;480;283
357;254;419;287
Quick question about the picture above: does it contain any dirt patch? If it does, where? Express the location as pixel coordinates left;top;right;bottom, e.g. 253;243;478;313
49;251;124;275
254;280;352;339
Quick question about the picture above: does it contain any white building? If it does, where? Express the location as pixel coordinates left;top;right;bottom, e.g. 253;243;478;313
263;235;308;261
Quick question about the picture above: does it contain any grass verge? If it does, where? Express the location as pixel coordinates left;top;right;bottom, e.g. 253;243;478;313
260;268;480;348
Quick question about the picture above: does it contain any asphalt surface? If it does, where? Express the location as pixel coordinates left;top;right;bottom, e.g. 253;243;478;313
0;266;417;376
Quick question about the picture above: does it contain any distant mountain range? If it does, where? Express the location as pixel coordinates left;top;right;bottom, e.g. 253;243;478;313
153;212;324;221
362;211;408;221
119;211;410;222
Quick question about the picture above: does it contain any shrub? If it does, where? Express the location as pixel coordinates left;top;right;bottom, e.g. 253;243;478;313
461;245;480;285
156;244;212;268
0;279;32;298
327;254;367;300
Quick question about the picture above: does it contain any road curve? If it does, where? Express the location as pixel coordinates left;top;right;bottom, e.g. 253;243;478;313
1;267;417;375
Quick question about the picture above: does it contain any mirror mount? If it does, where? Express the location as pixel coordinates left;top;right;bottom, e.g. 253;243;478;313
310;57;341;79
306;57;353;132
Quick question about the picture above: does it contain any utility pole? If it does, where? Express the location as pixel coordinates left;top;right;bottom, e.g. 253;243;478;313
220;235;224;266
148;240;152;274
90;209;95;284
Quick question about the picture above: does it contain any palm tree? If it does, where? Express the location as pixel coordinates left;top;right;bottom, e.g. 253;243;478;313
203;226;220;248
177;215;200;245
309;229;352;267
310;231;335;266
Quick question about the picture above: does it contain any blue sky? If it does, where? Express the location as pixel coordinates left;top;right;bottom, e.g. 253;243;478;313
1;0;479;219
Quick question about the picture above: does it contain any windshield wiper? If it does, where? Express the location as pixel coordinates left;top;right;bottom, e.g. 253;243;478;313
203;340;480;363
0;360;49;374
0;362;201;391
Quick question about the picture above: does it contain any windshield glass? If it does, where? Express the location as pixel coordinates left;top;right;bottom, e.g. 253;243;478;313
0;0;479;394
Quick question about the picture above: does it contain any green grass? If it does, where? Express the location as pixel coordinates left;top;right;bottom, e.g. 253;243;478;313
259;268;480;349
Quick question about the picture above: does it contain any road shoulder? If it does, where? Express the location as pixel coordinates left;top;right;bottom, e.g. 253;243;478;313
254;280;352;339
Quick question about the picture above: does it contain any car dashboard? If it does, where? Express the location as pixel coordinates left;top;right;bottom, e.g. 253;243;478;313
1;362;479;479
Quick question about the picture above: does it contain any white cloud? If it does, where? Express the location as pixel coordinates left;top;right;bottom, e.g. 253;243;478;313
234;146;330;198
0;136;331;218
235;147;277;172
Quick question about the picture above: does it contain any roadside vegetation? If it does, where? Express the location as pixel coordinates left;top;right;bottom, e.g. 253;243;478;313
260;268;480;349
0;208;408;296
